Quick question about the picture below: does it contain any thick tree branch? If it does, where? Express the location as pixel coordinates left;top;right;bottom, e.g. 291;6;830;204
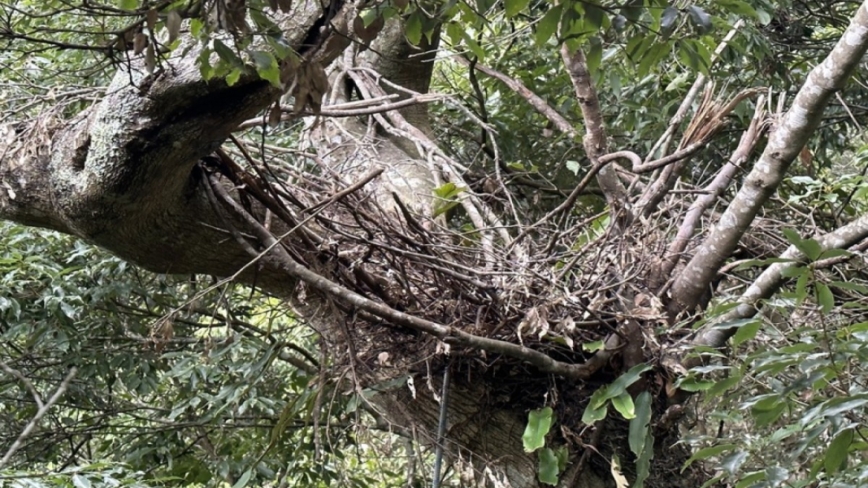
669;2;868;315
560;45;629;221
692;211;868;350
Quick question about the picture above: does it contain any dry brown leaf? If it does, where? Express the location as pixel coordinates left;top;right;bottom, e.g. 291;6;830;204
133;31;147;55
166;10;182;43
268;102;282;128
146;9;158;32
145;43;156;73
277;0;292;13
610;456;629;488
354;14;384;44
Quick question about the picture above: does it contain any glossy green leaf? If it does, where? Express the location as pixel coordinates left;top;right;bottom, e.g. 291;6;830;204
538;447;560;485
504;0;530;18
406;12;423;45
535;6;562;45
732;319;762;348
683;444;736;471
825;428;853;474
686;5;712;34
816;283;834;314
522;406;554;452
782;228;822;261
249;50;281;87
628;391;652;456
660;6;679;36
232;469;253;488
611;392;635;419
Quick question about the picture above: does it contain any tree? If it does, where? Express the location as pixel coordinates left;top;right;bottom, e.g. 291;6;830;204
4;0;868;486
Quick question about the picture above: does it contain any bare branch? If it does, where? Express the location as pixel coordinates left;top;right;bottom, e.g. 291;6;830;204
0;366;77;470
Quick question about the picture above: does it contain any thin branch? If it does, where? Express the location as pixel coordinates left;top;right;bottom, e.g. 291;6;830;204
455;56;578;138
0;367;77;470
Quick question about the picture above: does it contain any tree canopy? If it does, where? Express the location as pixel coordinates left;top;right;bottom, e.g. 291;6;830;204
4;1;868;487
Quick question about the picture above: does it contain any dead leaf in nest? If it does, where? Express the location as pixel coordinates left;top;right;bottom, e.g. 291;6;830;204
267;102;282;128
150;318;174;354
516;306;549;344
407;375;416;399
145;44;156;73
377;351;391;365
610;455;629;488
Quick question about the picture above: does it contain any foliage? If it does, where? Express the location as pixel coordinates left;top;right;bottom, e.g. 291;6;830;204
5;0;868;487
0;224;404;487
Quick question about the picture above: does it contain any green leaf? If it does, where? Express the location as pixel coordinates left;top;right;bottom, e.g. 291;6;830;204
825;428;853;474
406;12;423;45
522;406;554;452
433;183;465;217
720;450;748;475
830;280;868;293
72;475;92;488
119;0;138;10
815;283;834;314
555;446;569;471
782;229;822;261
732;319;761;348
634;429;653;488
735;471;767;488
706;373;741;399
683;444;736;471
538;447;560;485
628;391;652;456
213;39;243;67
686;5;712;34
677;378;715;392
582;340;604;352
604;364;651;400
619;0;643;22
581;399;607;424
586;37;602;77
583;3;604;31
660;6;679;36
504;0;530;18
611;392;635;419
249;50;281;88
232;469;253;488
717;0;757;18
226;67;243;86
795;272;809;304
780;264;806;278
535;6;562;45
